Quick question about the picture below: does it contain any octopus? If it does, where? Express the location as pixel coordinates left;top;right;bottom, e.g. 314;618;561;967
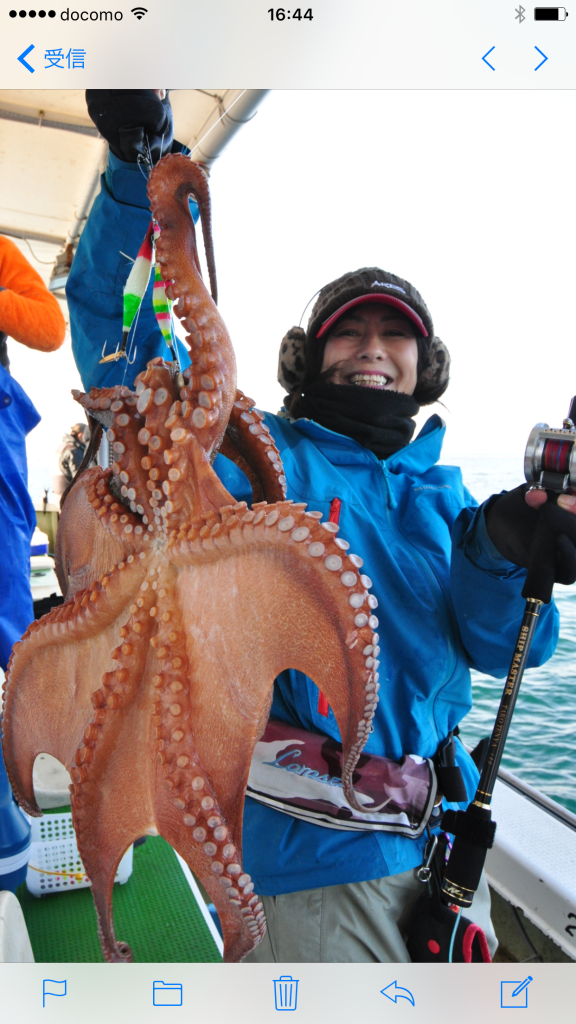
1;155;381;964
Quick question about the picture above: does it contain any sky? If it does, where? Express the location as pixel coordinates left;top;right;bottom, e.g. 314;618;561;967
7;88;576;499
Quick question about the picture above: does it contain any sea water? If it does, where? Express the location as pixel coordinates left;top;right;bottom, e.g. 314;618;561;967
444;455;576;816
28;456;576;816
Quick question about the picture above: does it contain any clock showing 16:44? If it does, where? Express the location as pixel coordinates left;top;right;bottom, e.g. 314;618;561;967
267;8;314;19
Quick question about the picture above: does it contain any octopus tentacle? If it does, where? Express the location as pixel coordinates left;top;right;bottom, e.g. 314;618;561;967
104;402;154;522
180;160;217;304
10;556;148;655
1;556;150;815
219;434;264;504
160;423;236;529
149;566;264;961
133;361;236;528
221;391;287;505
77;368;239;539
71;585;159;963
86;470;151;551
56;467;132;599
171;500;378;812
148;155;236;458
133;360;181;535
75;384;159;529
75;385;138;430
156;808;263;963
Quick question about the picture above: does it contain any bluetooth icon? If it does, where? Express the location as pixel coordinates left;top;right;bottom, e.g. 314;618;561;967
515;4;526;21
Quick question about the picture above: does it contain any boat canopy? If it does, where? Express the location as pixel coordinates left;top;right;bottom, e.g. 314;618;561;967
0;89;267;282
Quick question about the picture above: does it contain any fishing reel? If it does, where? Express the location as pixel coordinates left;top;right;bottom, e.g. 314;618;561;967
524;396;576;495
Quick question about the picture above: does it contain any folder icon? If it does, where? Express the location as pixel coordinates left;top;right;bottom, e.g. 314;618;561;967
153;981;183;1006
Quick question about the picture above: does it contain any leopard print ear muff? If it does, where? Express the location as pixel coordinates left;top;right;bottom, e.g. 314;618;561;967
278;327;450;407
278;327;308;394
413;336;450;406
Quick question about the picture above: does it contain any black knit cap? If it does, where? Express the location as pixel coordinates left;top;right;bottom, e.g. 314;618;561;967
278;267;450;407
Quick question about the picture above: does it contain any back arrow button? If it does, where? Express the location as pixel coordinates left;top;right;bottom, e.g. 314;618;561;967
17;44;35;73
482;46;496;70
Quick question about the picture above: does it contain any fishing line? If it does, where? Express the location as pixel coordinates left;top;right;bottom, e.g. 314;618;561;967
168;313;183;371
121;299;143;386
298;286;323;328
447;906;462;964
189;90;248;161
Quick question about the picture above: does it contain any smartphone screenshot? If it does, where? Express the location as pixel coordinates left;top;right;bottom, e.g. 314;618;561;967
0;1;574;1020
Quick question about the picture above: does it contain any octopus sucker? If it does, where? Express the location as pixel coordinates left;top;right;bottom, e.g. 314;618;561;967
2;153;377;963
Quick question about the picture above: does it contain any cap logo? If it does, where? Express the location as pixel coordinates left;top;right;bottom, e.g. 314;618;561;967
371;281;406;294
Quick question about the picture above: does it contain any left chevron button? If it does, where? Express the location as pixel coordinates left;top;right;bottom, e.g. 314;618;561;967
17;44;35;73
482;46;496;70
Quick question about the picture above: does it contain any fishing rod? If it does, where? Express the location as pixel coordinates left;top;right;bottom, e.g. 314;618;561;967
440;395;576;910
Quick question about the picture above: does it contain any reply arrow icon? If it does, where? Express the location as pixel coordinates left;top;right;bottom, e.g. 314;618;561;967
381;981;415;1006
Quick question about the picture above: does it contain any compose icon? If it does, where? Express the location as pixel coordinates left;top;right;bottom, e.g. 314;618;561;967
153;981;183;1006
274;976;299;1011
42;979;67;1008
501;977;532;1009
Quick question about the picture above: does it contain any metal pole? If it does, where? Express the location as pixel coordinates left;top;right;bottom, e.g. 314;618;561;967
98;433;110;469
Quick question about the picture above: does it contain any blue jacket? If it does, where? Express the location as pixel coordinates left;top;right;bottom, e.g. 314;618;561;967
0;367;40;671
66;151;197;391
66;156;559;894
217;413;559;895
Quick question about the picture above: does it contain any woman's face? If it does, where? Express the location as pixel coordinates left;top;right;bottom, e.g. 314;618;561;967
320;303;419;395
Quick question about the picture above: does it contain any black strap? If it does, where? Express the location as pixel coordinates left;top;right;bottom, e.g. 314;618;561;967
435;732;468;803
441;808;496;849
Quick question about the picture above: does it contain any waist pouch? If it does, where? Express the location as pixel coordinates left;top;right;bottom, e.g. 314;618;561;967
247;719;437;838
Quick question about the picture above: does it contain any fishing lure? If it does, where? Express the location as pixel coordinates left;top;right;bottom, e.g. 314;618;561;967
100;220;178;366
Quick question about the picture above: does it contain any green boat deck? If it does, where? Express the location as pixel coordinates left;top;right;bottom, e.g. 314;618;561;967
16;835;222;963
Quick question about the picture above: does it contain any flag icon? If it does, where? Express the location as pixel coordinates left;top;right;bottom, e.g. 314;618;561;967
43;979;67;1007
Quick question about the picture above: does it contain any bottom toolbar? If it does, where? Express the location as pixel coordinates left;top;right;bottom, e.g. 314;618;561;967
1;963;573;1024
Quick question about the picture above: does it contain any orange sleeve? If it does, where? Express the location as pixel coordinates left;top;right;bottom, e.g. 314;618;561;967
0;236;66;352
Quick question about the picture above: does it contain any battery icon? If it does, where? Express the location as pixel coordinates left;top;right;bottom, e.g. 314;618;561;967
534;6;568;17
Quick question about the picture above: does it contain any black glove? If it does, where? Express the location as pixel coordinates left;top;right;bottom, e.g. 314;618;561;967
86;90;174;165
485;483;576;601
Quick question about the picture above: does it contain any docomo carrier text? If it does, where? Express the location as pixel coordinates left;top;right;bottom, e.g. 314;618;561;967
60;7;123;19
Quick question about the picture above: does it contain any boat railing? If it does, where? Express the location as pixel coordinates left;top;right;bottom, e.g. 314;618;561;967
496;765;576;832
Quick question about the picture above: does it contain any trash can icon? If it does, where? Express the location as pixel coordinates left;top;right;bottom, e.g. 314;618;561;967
274;976;299;1011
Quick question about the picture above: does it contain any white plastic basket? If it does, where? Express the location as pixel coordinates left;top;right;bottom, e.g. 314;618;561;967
25;811;133;897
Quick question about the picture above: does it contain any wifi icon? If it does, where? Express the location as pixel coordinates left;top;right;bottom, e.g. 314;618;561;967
131;6;147;17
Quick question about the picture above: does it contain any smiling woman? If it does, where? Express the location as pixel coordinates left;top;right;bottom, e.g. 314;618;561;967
278;266;450;461
320;305;419;394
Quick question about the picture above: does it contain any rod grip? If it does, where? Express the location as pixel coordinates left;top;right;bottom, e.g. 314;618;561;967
440;806;495;908
522;516;556;603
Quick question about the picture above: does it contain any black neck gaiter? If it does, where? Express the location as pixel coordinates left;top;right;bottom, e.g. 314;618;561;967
288;382;420;460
